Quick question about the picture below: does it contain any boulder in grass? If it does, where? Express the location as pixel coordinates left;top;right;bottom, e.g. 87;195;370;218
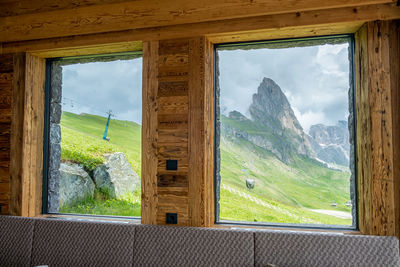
93;152;140;199
59;162;95;207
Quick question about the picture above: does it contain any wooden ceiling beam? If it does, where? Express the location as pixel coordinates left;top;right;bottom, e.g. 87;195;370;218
0;0;129;17
0;0;397;43
1;3;399;56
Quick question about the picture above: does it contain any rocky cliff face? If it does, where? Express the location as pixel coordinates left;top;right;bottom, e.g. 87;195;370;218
222;77;350;167
308;121;350;166
248;78;315;161
249;78;303;136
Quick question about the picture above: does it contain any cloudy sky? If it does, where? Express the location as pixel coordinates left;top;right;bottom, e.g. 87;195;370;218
218;43;350;133
62;57;142;124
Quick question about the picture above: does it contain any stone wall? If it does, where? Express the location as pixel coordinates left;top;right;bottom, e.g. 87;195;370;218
47;62;62;213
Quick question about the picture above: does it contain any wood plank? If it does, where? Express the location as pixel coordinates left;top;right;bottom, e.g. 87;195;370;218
158;81;188;97
0;0;396;43
157;174;188;188
0;166;9;183
158;114;188;130
30;41;142;58
0;0;130;17
0;54;13;72
188;37;206;227
158;96;188;115
0;183;9;201
158;128;188;144
389;20;400;240
9;53;25;216
9;53;45;217
3;3;399;54
23;54;45;217
368;20;395;236
157;145;188;159
0;203;9;215
141;41;159;225
204;37;215;227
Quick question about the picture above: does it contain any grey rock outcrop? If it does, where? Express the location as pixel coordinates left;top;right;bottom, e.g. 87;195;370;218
309;121;350;166
93;152;140;199
59;162;95;207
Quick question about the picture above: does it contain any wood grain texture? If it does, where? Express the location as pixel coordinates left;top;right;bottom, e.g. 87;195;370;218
9;53;45;217
188;37;214;227
1;0;395;43
141;41;159;225
0;0;129;17
355;24;371;236
356;20;400;239
155;39;190;226
2;3;399;55
0;54;12;215
388;20;400;241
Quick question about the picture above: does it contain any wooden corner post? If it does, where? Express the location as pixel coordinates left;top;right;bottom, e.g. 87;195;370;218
355;20;400;239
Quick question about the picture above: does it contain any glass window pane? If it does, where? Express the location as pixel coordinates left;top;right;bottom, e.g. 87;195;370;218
47;54;142;217
216;37;355;227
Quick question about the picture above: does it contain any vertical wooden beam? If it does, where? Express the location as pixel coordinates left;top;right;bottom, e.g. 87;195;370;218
141;41;159;224
388;20;400;239
10;53;26;216
0;53;13;215
188;37;214;227
10;53;45;217
356;20;400;238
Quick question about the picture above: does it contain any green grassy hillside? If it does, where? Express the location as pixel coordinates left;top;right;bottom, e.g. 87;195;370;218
59;111;352;225
59;112;141;216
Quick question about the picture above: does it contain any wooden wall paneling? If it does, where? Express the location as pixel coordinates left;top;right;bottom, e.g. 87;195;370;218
9;53;45;217
356;20;400;238
142;37;214;227
2;3;400;55
141;41;159;224
0;54;13;215
0;0;397;43
9;53;25;216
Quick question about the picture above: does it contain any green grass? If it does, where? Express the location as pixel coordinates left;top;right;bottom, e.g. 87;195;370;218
219;133;352;225
59;111;141;216
60;112;141;175
60;188;141;217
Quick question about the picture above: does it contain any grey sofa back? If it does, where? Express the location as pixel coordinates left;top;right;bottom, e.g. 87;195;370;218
255;230;400;267
1;216;400;267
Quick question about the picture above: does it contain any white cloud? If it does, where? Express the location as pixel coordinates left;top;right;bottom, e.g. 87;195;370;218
62;58;142;124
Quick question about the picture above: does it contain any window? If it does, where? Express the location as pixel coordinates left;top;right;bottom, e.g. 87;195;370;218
215;36;356;228
44;52;142;217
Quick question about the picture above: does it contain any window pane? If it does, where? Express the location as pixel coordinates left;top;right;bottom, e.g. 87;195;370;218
216;37;355;226
47;54;142;217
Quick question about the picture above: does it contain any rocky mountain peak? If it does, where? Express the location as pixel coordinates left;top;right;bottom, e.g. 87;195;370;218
249;77;303;136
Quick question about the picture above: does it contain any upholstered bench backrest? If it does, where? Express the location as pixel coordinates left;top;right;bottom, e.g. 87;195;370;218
254;230;400;267
134;224;254;266
31;218;136;267
1;216;400;267
0;216;35;266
